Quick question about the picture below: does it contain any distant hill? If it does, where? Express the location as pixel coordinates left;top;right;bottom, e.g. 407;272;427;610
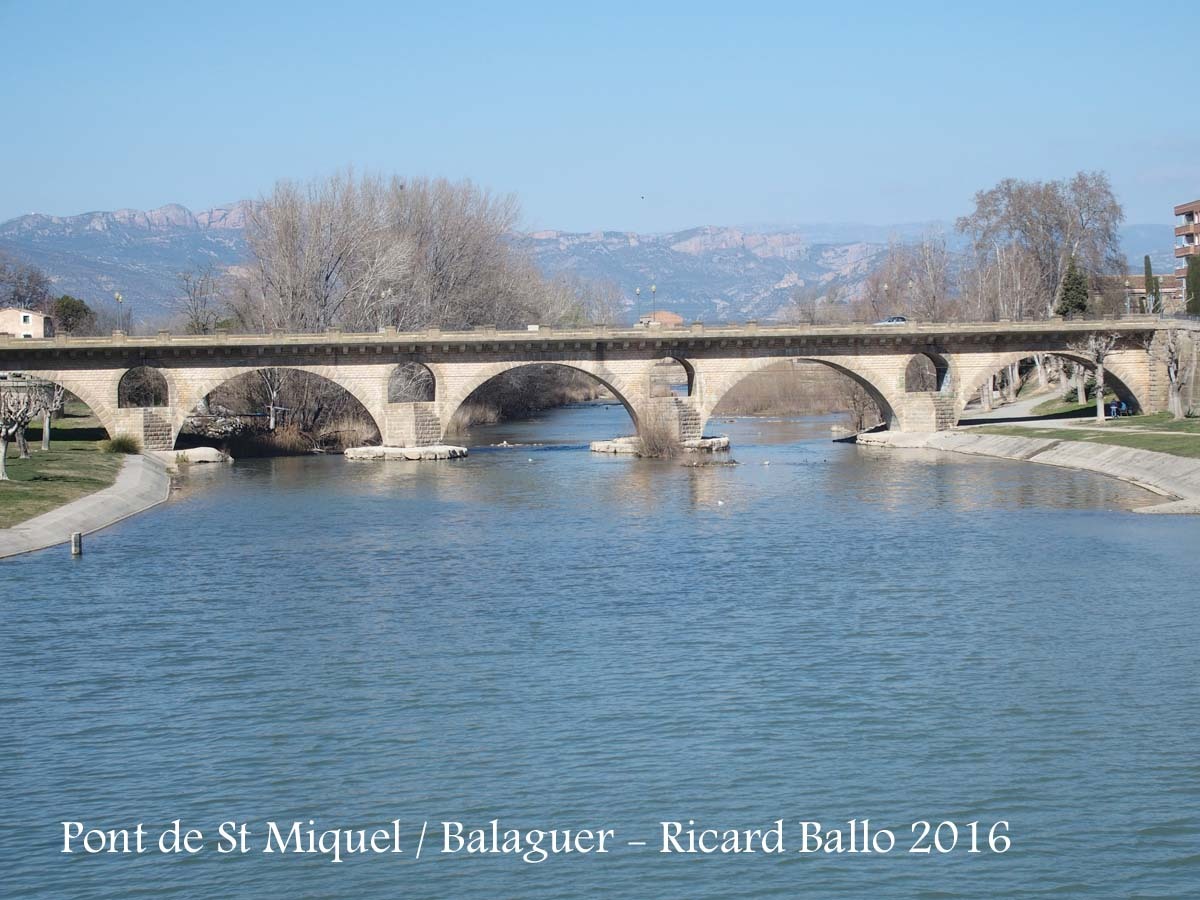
0;203;251;323
0;203;1178;326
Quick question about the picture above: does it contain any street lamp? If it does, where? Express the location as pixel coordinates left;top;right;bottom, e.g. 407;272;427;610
1124;279;1132;315
114;292;127;333
635;287;641;325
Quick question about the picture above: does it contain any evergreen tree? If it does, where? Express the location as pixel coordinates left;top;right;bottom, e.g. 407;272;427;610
1143;255;1159;313
51;295;93;333
1188;256;1200;316
1056;257;1089;316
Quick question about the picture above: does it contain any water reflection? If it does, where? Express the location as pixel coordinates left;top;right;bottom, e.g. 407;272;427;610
4;404;1199;900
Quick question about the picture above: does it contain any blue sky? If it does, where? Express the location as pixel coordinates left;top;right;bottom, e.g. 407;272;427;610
1;1;1194;230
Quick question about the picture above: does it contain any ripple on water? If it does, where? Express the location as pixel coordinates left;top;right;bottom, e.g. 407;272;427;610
2;409;1198;898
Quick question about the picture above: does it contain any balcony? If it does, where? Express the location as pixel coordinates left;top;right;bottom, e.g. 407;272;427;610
1177;222;1199;238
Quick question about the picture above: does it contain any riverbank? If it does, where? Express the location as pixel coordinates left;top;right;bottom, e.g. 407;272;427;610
1;402;123;524
857;430;1200;513
0;453;172;559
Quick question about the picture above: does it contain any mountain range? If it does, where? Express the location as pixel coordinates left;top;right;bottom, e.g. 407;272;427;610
0;203;1179;325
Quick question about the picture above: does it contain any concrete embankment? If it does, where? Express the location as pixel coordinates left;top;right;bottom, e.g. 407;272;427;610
857;431;1200;514
0;454;172;560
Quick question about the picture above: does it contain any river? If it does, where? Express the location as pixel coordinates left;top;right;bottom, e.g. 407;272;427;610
4;404;1199;898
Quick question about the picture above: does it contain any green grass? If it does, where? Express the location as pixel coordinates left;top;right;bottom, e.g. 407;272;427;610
1109;412;1200;434
1030;392;1115;417
971;424;1200;460
0;403;124;526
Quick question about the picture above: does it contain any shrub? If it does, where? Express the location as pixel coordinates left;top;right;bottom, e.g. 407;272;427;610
636;406;681;458
102;434;142;454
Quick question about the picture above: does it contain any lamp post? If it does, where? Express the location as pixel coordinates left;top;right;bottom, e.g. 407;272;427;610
114;292;129;333
635;287;641;325
1123;279;1132;316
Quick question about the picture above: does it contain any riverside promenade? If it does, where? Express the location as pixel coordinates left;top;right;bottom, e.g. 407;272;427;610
858;429;1200;513
0;454;171;559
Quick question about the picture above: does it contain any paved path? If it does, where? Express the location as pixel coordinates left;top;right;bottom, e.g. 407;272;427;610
0;454;171;560
960;393;1057;422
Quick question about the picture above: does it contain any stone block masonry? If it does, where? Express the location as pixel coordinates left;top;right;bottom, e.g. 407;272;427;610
0;317;1189;452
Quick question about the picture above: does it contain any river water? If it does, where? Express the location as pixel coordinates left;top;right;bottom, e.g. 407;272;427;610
4;405;1199;898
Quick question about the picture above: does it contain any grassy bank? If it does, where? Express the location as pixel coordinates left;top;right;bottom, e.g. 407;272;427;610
970;424;1200;460
1108;413;1200;434
0;403;123;526
1030;393;1115;417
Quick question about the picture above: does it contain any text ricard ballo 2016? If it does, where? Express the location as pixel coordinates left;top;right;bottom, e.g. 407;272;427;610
61;817;1012;864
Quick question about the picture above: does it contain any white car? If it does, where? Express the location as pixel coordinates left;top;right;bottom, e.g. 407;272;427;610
874;315;908;325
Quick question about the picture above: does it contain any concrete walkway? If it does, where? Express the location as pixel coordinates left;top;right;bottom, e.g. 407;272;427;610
0;454;172;560
959;393;1055;422
858;430;1200;514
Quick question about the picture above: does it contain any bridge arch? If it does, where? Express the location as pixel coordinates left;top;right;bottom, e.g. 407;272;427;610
438;359;645;439
171;365;386;449
697;355;900;432
6;369;124;441
2;369;121;440
905;352;951;393
388;362;436;403
653;356;695;398
118;365;169;408
955;351;1147;423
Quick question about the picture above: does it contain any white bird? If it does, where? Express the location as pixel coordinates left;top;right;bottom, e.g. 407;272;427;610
717;500;724;506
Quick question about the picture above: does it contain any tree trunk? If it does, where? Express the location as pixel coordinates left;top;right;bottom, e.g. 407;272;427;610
42;409;51;451
1075;365;1086;404
0;434;8;480
1169;383;1184;420
17;429;30;458
980;380;992;411
1035;354;1048;388
1095;364;1106;422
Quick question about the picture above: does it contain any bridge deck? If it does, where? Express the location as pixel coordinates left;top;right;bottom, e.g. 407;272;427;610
0;314;1190;356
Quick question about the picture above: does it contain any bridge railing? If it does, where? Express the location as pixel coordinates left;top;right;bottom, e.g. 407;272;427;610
0;314;1187;353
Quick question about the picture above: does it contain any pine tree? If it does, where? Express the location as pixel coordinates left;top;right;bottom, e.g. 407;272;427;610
1187;256;1200;316
1143;255;1159;313
1056;257;1089;316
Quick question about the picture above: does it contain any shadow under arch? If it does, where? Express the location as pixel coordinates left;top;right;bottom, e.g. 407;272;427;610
705;356;898;430
956;351;1145;425
179;366;384;450
443;361;641;438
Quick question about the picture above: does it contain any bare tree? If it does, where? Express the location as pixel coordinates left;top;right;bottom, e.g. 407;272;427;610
837;379;882;432
908;235;953;321
0;254;54;311
0;385;39;478
1145;330;1196;420
239;171;416;332
36;382;64;450
957;172;1124;316
1069;333;1120;421
177;264;221;334
388;363;435;403
258;369;285;430
858;236;956;323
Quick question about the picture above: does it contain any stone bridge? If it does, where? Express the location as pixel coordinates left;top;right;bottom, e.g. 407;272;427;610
0;316;1192;450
